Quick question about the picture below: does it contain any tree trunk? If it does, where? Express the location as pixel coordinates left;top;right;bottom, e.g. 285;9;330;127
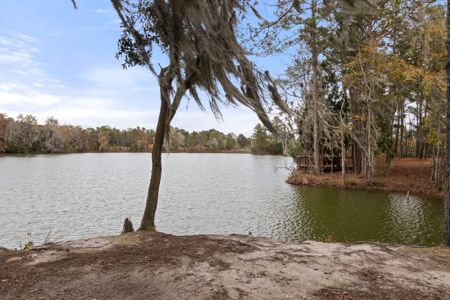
432;144;437;182
385;105;395;176
353;135;363;174
433;122;442;184
444;0;450;246
139;83;170;231
311;0;321;175
399;101;405;157
350;86;363;175
417;91;424;159
313;113;320;174
366;98;373;185
394;104;400;156
341;131;346;186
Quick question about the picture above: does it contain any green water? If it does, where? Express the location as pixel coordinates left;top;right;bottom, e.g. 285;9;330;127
281;187;443;245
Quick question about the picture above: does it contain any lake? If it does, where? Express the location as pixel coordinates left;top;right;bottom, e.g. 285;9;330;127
0;153;443;249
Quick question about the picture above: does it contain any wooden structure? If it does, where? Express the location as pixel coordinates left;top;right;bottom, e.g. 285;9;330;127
296;155;354;173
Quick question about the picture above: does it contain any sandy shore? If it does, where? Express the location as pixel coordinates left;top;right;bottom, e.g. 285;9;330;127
1;232;450;299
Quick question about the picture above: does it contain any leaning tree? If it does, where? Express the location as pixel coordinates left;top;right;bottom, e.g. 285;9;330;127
110;0;289;231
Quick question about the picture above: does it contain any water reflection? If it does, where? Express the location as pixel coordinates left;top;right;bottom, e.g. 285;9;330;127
386;194;441;244
282;187;443;245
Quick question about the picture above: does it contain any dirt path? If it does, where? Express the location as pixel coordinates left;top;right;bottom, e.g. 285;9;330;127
288;158;442;199
1;232;450;299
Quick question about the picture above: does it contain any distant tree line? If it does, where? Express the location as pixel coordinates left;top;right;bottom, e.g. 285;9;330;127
0;113;282;155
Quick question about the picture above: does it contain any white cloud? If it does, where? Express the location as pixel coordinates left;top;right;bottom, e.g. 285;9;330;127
93;9;108;14
0;83;20;92
0;90;61;108
0;51;32;63
80;65;157;93
13;33;40;45
172;103;260;136
0;76;260;134
33;96;159;129
0;84;160;129
0;57;161;129
33;82;45;88
0;32;45;78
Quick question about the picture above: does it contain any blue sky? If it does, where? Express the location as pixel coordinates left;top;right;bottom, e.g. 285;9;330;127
0;0;289;136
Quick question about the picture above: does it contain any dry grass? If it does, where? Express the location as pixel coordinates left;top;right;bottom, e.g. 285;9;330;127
287;158;442;199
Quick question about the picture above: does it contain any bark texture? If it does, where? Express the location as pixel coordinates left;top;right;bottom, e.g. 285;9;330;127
140;79;170;231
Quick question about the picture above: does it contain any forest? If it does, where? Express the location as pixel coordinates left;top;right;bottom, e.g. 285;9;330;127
252;0;447;188
0;113;283;154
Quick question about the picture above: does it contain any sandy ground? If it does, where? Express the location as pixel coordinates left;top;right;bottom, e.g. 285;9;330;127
1;232;450;299
288;158;442;199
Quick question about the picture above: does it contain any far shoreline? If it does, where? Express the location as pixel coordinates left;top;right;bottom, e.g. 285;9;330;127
0;151;291;157
287;158;443;201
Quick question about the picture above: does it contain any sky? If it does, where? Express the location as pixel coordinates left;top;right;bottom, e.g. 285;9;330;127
0;0;289;136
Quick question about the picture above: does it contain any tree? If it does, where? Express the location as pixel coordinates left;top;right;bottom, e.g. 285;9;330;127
444;0;450;246
112;0;288;230
97;126;111;152
309;0;323;175
0;114;10;152
237;134;250;149
13;114;38;153
252;123;269;153
38;117;64;153
255;0;330;173
251;123;283;155
225;133;237;150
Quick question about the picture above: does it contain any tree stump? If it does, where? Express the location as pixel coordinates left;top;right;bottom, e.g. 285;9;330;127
122;217;134;234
